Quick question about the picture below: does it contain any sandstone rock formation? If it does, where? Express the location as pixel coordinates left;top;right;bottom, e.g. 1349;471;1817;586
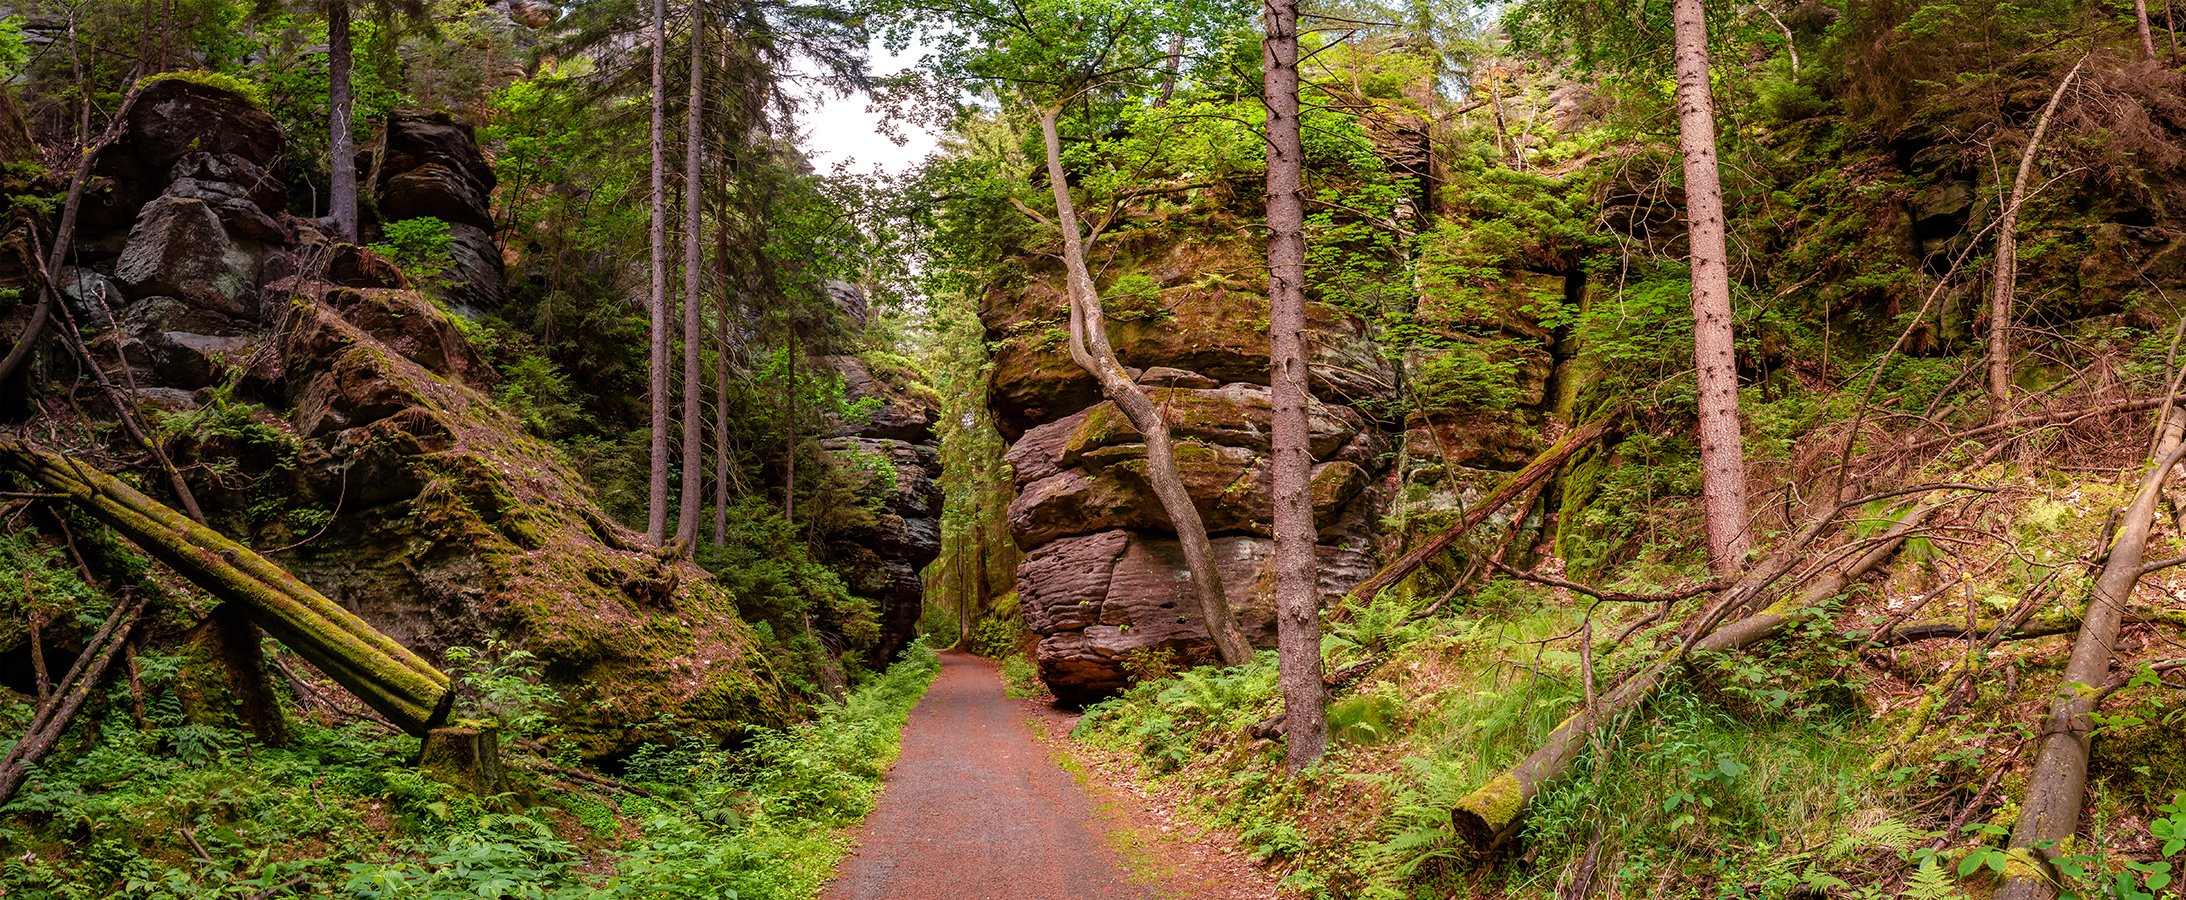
27;78;788;756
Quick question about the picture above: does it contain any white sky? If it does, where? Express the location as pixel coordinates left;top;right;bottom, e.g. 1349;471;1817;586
796;38;940;177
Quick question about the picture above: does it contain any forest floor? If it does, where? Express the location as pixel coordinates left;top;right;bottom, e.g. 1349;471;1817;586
823;651;1287;900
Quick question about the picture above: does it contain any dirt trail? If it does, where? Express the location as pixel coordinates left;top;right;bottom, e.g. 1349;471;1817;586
825;652;1278;900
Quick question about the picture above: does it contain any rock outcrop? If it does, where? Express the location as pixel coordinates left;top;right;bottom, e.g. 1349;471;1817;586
22;78;788;756
813;304;945;663
980;228;1402;703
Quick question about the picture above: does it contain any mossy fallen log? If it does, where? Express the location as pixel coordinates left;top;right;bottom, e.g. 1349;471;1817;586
0;436;453;735
1449;502;1938;849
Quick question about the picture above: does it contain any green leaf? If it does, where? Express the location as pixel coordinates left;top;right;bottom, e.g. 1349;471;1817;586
1716;757;1748;777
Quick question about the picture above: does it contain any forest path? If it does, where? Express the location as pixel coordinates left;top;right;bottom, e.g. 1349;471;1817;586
824;651;1282;900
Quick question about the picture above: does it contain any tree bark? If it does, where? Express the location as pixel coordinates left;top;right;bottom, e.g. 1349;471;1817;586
677;11;705;550
1995;415;2184;900
1263;0;1327;772
0;437;452;735
1671;0;1754;575
646;0;672;545
783;324;797;525
1987;59;2081;404
1449;502;1936;849
327;0;358;241
2137;0;2160;61
1036;106;1252;666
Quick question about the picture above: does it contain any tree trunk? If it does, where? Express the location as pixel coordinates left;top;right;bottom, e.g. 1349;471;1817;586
676;12;705;550
1156;34;1184;108
1671;0;1753;575
326;0;357;242
0;591;147;804
178;601;288;745
2137;0;2160;61
0;437;452;736
712;167;735;546
1987;59;2082;404
645;0;672;545
1449;502;1936;849
1995;415;2185;900
783;325;797;525
1036;107;1252;666
1263;0;1327;773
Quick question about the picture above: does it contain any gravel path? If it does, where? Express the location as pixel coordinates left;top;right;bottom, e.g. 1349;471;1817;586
823;651;1156;900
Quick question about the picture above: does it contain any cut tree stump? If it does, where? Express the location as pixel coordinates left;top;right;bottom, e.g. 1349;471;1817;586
419;724;507;797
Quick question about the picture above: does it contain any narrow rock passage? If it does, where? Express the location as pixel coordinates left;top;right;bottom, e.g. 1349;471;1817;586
825;651;1157;900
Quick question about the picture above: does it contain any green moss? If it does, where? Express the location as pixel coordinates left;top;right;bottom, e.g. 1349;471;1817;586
1454;773;1526;830
136;69;266;110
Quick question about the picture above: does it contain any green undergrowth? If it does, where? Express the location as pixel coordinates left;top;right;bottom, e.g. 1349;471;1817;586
0;642;938;898
1069;581;2175;899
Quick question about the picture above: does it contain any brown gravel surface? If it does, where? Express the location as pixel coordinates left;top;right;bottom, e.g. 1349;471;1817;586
824;652;1285;900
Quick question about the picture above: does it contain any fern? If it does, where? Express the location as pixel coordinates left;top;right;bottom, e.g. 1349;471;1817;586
1904;858;1962;900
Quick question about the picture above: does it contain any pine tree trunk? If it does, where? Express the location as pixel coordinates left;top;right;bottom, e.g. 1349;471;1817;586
1036;107;1252;666
1987;60;2081;404
2137;0;2160;61
1995;415;2185;900
646;0;672;545
1671;0;1753;574
676;12;705;550
783;325;797;525
326;0;357;242
1263;0;1328;772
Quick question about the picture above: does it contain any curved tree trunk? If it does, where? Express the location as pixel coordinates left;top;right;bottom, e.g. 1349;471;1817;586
1263;0;1327;771
1988;59;2081;404
1671;0;1753;574
1036;107;1252;666
646;0;672;545
677;10;705;550
1995;414;2184;900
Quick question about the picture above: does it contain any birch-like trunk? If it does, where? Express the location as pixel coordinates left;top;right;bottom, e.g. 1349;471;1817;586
1035;107;1252;666
1987;60;2081;404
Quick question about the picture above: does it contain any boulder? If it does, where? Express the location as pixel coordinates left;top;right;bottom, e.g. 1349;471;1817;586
1006;446;1366;550
376;111;496;228
114;196;261;319
441;223;506;313
163;151;288;243
85;77;284;241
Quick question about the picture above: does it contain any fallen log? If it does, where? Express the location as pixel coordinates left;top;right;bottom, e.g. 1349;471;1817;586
1336;418;1613;617
0;591;148;803
0;437;452;735
1449;501;1939;850
1996;417;2186;900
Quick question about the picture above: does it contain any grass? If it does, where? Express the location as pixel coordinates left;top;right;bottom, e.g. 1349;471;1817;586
0;642;940;898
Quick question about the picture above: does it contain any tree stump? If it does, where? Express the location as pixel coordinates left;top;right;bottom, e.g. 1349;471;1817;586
419;723;506;797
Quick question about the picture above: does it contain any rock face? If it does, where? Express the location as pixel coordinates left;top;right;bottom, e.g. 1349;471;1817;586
980;227;1405;703
33;78;789;757
813;301;945;663
374;111;505;313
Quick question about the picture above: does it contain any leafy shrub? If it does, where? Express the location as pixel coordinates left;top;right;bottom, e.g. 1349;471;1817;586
372;217;455;283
